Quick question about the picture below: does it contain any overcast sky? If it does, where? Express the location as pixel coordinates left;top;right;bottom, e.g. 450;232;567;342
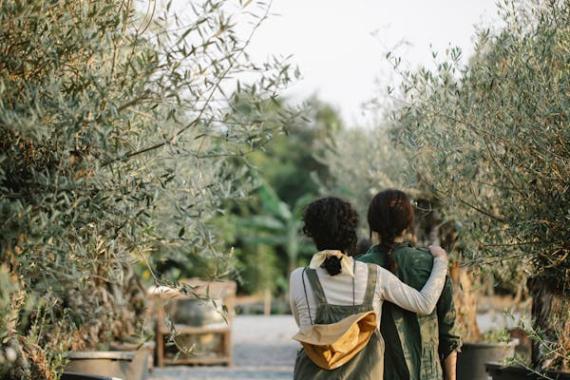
246;0;501;126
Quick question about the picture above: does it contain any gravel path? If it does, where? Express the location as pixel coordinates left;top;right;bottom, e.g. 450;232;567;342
149;315;299;380
148;311;522;379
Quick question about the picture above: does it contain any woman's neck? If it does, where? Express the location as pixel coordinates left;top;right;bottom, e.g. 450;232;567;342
316;249;348;257
393;235;406;243
371;231;414;246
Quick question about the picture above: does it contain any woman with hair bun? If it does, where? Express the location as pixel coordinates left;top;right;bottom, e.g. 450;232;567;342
289;196;449;380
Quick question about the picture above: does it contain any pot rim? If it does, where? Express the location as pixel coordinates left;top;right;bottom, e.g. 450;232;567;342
462;340;517;348
66;351;135;360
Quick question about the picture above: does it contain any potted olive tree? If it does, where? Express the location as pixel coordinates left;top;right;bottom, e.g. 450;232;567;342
391;0;570;377
0;0;295;379
414;199;519;380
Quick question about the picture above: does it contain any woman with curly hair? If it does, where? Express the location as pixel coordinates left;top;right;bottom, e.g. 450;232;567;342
289;196;449;380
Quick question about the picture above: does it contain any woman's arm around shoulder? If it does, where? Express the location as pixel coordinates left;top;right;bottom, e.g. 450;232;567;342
378;245;448;315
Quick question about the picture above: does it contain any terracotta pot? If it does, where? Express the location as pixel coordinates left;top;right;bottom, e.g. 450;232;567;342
457;341;516;380
65;351;148;380
486;362;570;380
109;342;154;374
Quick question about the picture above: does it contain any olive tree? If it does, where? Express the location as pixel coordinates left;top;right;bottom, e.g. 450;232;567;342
319;126;414;223
0;0;295;378
392;0;569;371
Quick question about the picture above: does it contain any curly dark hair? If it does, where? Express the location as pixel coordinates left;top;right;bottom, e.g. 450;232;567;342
302;197;359;256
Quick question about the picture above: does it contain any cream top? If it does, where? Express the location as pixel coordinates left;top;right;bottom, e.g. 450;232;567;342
289;252;448;328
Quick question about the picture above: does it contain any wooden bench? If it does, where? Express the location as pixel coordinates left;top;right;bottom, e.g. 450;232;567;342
152;279;236;367
235;289;272;316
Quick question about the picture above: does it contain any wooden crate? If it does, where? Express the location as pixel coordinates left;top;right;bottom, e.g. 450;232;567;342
152;279;236;367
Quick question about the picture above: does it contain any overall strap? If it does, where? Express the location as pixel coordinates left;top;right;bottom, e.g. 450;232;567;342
305;267;327;305
301;268;314;324
362;264;378;306
352;259;356;306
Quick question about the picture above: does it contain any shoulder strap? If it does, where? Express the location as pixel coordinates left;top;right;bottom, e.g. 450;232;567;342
363;264;378;306
301;268;314;324
305;267;327;305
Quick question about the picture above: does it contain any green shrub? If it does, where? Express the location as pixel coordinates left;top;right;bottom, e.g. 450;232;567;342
0;0;293;378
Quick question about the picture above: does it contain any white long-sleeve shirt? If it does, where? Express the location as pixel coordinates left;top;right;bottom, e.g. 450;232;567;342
289;252;448;328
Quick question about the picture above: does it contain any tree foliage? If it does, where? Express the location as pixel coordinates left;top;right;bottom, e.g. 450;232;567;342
319;126;414;232
0;0;294;378
392;0;569;370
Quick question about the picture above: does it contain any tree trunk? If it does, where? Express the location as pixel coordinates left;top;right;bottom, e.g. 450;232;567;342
529;278;570;372
450;262;481;342
413;197;482;342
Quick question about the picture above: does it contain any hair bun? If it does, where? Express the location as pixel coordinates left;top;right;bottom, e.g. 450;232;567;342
321;256;342;276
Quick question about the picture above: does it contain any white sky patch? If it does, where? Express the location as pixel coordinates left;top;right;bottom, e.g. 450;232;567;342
246;0;501;126
156;0;501;126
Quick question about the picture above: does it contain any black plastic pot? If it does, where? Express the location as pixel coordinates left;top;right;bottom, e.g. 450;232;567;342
65;351;146;380
457;342;516;380
486;362;570;380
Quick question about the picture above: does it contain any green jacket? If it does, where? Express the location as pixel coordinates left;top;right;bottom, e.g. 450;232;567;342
358;242;461;380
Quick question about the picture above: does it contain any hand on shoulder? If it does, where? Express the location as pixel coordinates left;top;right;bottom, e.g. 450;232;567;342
428;245;448;261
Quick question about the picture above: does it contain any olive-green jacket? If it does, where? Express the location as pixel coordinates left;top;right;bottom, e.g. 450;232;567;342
358;242;461;380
